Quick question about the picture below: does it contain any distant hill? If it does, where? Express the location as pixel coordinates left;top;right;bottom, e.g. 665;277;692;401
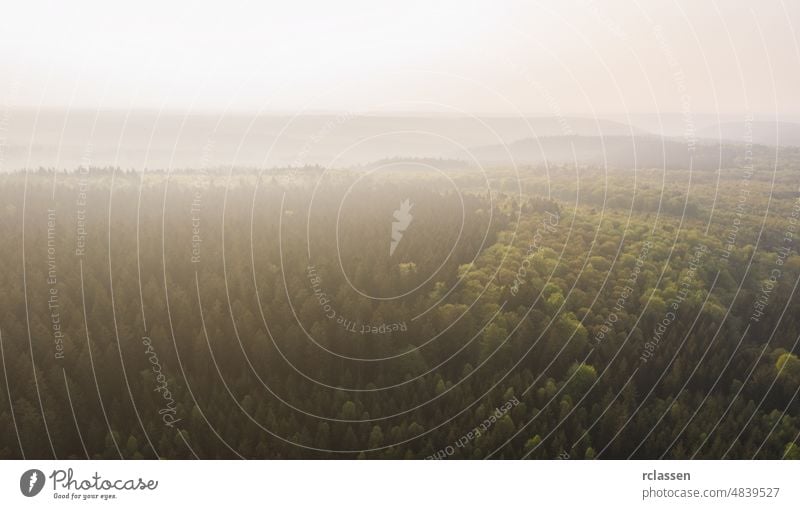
360;157;472;170
698;121;800;147
466;135;744;170
15;109;799;171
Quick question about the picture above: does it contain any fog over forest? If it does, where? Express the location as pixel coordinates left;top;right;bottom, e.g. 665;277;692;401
1;1;799;463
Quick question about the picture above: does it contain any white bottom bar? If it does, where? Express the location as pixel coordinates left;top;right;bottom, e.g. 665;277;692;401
1;460;797;508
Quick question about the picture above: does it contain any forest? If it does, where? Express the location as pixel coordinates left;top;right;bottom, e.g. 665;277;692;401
0;152;799;459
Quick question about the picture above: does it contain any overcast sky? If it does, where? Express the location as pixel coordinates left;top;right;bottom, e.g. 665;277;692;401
1;0;799;117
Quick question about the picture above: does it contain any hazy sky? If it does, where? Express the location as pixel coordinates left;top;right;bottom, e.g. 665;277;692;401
1;0;799;116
